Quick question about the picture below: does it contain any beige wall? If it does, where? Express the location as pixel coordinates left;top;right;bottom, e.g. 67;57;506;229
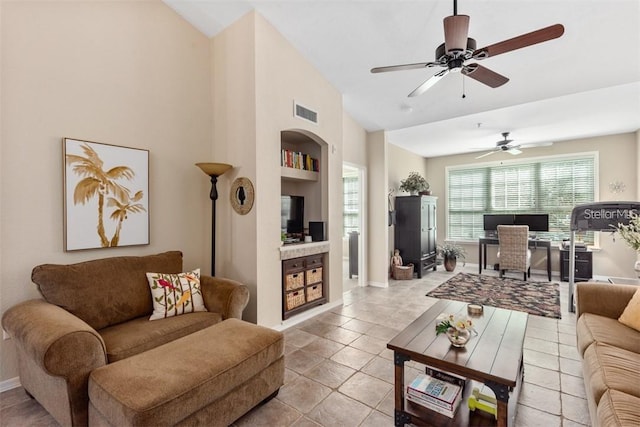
366;131;390;286
210;12;258;320
343;114;368;167
424;132;638;278
0;0;213;383
211;12;346;327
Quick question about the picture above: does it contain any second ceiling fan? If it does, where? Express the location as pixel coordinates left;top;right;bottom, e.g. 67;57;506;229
371;0;564;97
475;132;553;159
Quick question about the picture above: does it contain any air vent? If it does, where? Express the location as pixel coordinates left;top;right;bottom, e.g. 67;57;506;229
293;101;318;124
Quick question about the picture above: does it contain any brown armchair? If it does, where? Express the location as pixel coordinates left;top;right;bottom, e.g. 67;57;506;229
1;251;250;426
497;225;531;280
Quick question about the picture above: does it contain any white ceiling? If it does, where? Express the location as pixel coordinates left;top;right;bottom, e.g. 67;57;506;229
164;0;640;158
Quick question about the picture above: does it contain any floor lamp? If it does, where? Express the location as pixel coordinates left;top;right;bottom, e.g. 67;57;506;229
196;162;232;276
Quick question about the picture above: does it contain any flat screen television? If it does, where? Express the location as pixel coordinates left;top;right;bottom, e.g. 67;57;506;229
483;213;549;232
483;214;515;231
514;214;549;232
281;195;304;234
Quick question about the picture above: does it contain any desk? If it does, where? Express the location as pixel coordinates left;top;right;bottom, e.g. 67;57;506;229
479;237;552;281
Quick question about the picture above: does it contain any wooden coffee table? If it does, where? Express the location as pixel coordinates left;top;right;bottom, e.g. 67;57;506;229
388;299;528;427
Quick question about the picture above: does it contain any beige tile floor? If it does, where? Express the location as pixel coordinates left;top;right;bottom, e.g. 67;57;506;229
0;265;590;426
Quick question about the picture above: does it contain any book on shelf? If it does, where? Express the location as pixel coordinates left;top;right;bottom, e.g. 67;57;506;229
406;373;462;418
406;393;459;418
280;149;319;172
424;366;467;390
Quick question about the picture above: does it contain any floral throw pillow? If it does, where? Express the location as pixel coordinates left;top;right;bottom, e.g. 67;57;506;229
146;269;207;320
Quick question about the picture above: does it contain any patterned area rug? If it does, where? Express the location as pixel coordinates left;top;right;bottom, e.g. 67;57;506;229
426;272;561;319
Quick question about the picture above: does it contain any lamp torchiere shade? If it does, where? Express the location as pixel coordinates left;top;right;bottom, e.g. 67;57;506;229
196;162;232;276
196;162;233;177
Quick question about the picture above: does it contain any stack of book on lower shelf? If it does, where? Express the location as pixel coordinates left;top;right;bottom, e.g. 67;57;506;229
406;373;463;418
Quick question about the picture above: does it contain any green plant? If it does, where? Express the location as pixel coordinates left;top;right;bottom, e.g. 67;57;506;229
399;172;429;194
437;243;467;262
613;211;640;252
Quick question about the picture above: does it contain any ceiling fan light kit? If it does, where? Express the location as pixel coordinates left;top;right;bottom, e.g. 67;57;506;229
371;0;565;97
443;14;470;53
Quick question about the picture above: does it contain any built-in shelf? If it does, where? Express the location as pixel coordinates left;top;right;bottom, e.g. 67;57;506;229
281;166;318;182
279;241;330;260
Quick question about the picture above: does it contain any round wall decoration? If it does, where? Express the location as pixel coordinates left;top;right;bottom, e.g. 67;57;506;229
230;177;255;215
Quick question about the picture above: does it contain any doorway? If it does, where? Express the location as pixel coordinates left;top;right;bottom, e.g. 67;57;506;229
342;163;366;292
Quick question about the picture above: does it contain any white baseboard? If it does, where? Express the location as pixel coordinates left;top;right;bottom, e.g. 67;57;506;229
271;299;344;332
368;280;388;288
0;377;21;393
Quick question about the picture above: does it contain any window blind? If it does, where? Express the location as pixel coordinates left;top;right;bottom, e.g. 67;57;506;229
447;154;596;243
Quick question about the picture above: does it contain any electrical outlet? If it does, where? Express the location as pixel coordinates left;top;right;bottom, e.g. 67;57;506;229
3;329;10;340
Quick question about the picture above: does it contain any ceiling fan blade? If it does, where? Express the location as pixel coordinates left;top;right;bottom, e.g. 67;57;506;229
472;24;564;59
371;62;440;73
408;69;449;97
462;64;509;88
475;150;497;159
443;14;470;53
508;147;523;155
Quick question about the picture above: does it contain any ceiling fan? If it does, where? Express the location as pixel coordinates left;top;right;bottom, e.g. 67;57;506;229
370;0;564;97
475;132;553;159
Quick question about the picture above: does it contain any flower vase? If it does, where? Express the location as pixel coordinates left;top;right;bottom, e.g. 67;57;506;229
444;256;457;272
446;327;471;348
635;260;640;278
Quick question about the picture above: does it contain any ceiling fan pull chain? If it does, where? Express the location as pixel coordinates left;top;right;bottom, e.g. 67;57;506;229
462;74;466;99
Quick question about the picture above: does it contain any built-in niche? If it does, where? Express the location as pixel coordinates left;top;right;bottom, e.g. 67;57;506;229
280;129;328;240
280;129;330;320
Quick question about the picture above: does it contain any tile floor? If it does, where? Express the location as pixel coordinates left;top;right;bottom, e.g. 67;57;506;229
0;265;590;426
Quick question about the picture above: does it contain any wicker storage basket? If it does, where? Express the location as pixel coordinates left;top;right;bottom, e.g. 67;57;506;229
393;263;414;280
305;267;323;285
285;272;304;291
286;290;306;310
307;284;323;302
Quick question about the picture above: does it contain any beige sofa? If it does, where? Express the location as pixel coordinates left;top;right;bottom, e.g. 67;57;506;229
576;282;640;426
1;251;280;426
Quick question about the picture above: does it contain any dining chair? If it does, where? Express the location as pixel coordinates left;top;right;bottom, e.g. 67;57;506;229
497;225;531;280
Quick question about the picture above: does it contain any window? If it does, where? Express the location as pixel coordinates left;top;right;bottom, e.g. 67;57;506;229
447;153;596;243
343;174;359;237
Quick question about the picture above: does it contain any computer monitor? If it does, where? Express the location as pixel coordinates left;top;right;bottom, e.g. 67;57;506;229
483;214;515;231
514;214;549;232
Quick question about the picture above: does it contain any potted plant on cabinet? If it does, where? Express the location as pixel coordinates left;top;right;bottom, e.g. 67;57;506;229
399;172;430;195
438;243;466;272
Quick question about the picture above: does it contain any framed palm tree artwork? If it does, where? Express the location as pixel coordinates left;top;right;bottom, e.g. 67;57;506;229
63;138;149;251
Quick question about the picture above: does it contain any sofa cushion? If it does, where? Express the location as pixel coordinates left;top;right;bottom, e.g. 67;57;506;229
576;313;640;356
618;288;640;332
31;251;183;330
583;342;640;406
146;269;207;320
99;312;222;363
597;389;640;427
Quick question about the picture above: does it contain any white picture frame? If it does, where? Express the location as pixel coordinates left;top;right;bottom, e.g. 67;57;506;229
63;137;149;251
